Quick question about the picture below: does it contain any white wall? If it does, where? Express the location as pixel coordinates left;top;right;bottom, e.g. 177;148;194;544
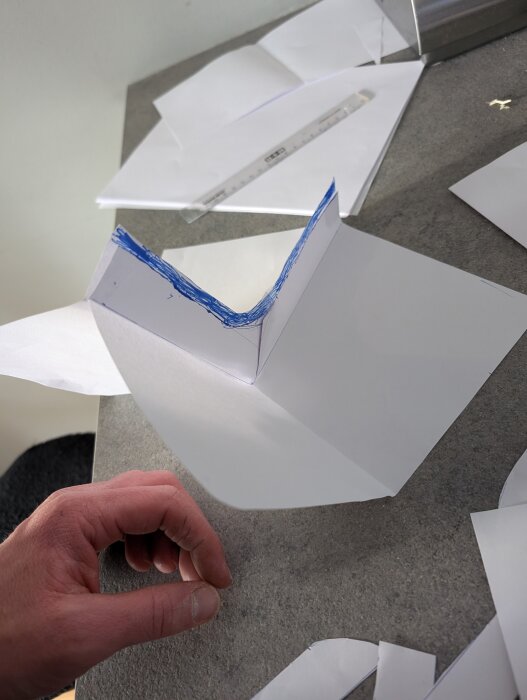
0;0;312;475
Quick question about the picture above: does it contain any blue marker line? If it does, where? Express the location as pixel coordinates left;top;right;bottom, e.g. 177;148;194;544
112;181;336;328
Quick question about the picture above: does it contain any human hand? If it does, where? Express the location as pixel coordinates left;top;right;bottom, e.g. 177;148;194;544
0;470;232;700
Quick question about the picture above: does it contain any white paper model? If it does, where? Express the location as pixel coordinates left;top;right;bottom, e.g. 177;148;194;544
89;183;527;509
450;142;527;250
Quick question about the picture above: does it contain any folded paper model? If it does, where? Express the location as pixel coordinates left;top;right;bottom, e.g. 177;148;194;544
88;183;527;509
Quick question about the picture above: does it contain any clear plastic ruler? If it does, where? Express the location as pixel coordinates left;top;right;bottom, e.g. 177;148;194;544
180;89;373;223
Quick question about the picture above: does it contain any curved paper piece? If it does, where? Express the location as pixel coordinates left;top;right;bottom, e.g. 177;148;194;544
251;638;378;700
499;448;527;509
373;641;435;700
92;302;388;509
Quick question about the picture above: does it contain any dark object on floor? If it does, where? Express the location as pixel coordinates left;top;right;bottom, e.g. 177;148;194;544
0;433;95;699
0;433;95;543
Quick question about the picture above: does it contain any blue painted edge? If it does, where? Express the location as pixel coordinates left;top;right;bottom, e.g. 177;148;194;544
111;181;336;328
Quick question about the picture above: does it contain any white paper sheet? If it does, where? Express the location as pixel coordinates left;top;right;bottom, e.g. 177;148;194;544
423;617;517;700
373;641;435;700
256;221;527;496
251;638;378;700
472;503;527;698
154;0;409;149
499;447;527;509
450;141;527;250
154;46;302;149
259;0;408;81
0;301;128;395
98;61;423;217
90;188;527;508
92;301;390;508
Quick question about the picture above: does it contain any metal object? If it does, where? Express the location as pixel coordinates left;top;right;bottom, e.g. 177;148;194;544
377;0;527;62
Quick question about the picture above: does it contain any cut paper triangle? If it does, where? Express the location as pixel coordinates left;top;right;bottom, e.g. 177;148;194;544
0;301;127;395
450;142;527;250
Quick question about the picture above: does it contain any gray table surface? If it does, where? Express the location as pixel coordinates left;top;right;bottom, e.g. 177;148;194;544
77;20;527;700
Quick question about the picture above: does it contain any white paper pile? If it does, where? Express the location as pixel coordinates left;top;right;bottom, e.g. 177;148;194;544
450;141;527;250
154;0;409;149
97;0;420;217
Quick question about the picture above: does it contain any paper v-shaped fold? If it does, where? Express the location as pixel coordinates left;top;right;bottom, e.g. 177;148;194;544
90;184;527;509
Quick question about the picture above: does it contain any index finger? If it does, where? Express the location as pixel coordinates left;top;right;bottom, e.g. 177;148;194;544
79;484;231;588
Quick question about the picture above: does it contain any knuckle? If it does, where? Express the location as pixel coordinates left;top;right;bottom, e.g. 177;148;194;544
147;587;192;639
29;489;82;549
149;588;170;638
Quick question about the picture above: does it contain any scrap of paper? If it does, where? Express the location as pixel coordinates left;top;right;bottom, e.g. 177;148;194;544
0;301;128;395
450;141;527;250
251;638;378;699
471;503;527;698
373;641;435;700
499;447;527;509
422;617;517;700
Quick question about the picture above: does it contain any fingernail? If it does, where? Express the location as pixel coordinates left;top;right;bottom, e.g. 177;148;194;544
192;585;220;624
153;556;177;574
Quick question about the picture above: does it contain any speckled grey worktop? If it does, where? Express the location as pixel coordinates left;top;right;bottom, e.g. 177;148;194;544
77;21;527;700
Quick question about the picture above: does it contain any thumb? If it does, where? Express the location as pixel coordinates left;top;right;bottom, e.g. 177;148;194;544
83;582;220;656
